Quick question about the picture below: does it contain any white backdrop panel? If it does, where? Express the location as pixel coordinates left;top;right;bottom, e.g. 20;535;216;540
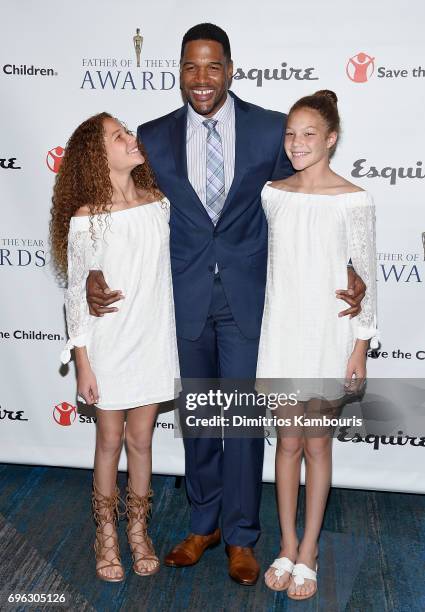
0;1;424;492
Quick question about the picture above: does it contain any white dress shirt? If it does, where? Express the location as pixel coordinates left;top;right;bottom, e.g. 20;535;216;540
186;94;236;209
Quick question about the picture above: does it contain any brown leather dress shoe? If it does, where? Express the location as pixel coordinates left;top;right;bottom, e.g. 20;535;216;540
226;545;260;586
164;529;221;567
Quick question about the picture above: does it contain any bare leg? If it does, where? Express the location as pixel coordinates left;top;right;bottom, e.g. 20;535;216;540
265;405;304;590
125;403;159;574
288;398;336;598
93;408;126;580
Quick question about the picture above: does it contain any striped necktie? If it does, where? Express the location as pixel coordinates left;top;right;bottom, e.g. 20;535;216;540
203;119;225;224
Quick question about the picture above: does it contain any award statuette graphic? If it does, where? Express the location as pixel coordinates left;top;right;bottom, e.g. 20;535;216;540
133;28;143;67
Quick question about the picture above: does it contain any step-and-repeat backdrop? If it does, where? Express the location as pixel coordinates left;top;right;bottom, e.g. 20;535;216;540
1;1;424;492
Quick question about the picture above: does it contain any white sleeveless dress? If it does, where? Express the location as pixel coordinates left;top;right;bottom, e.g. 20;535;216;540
256;183;378;400
61;199;180;410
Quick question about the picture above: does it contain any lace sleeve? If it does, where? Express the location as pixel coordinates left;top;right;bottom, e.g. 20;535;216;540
346;194;379;349
60;223;98;364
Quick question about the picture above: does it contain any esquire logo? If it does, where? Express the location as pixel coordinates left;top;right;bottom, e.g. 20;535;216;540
81;27;178;91
2;64;58;77
337;428;425;450
233;62;319;88
0;406;29;422
351;160;424;186
0;156;21;170
346;51;424;83
0;237;48;267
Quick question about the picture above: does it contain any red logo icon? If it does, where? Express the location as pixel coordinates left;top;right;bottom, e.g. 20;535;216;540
53;401;77;426
346;52;375;83
46;146;64;173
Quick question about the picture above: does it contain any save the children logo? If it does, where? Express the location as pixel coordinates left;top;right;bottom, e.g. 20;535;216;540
346;52;425;83
46;146;64;173
346;52;375;82
53;402;77;427
0;329;63;341
2;63;58;77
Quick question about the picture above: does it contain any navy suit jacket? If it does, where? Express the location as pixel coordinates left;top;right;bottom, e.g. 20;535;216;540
138;91;293;341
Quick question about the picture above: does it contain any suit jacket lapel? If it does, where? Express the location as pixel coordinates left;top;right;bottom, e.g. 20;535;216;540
217;92;251;223
170;106;188;177
170;106;213;223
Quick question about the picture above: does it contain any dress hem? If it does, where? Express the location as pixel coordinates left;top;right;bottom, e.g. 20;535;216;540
79;388;181;411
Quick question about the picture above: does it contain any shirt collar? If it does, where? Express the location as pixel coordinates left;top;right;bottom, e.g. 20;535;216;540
187;93;234;130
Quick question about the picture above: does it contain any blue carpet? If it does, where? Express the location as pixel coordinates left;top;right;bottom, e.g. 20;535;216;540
0;464;423;611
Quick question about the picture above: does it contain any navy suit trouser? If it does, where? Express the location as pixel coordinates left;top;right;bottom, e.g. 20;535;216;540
176;274;264;547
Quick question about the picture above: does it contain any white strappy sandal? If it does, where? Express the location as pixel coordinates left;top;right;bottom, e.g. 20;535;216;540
265;557;295;591
287;562;318;600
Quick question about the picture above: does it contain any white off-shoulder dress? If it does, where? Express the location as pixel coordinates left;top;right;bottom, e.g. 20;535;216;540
256;184;378;400
61;199;180;410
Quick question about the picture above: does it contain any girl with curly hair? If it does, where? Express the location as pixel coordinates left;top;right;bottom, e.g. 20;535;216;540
50;112;180;582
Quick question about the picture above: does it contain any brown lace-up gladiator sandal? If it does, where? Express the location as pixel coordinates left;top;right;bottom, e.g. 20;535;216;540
126;480;160;576
92;478;125;582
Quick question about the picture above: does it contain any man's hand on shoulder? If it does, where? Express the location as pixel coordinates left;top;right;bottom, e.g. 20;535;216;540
86;270;124;316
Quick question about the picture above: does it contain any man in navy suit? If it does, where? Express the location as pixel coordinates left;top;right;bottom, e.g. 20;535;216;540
87;23;365;585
